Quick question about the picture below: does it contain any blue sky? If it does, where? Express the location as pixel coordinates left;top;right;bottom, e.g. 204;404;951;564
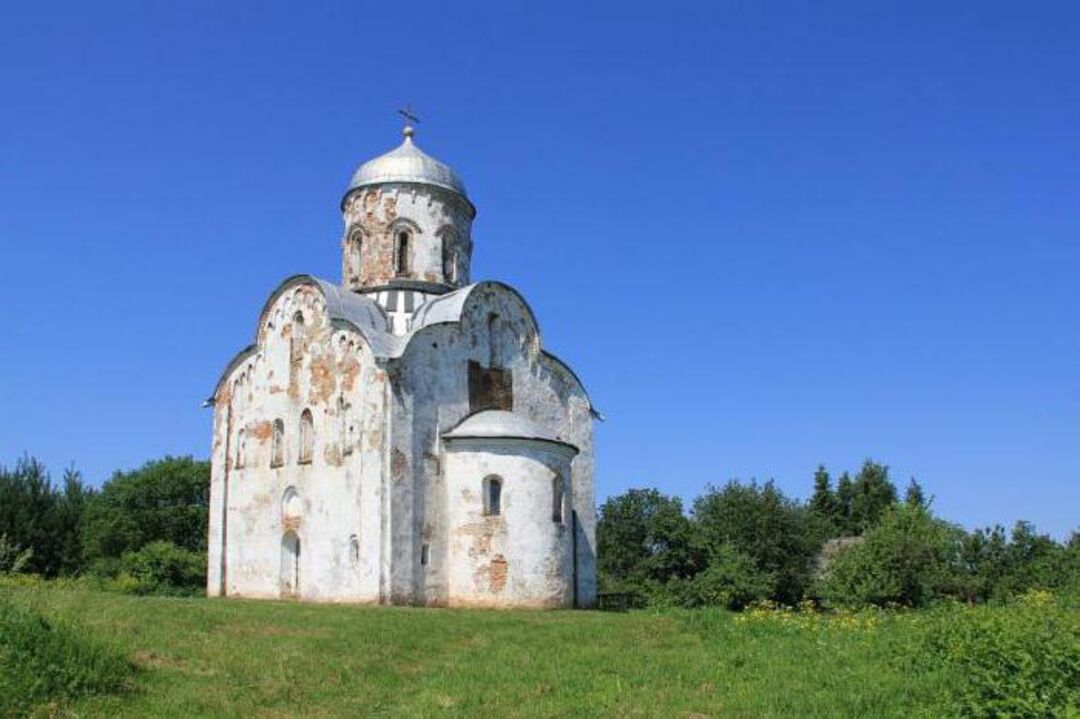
1;1;1077;537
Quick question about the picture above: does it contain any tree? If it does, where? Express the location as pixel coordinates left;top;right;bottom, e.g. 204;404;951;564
0;457;92;576
83;456;210;569
998;521;1063;596
596;488;700;593
835;472;855;534
904;478;927;509
809;465;842;536
848;460;898;533
55;467;94;575
817;504;960;608
956;524;1010;604
692;480;820;604
677;543;773;609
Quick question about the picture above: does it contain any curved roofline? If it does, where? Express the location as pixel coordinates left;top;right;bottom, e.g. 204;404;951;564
206;274;391;403
206;276;599;417
340;180;477;219
205;344;256;406
442;409;580;455
443;434;580;456
405;280;598;414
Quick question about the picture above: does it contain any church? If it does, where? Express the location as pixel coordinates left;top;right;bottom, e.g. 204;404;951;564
205;121;597;608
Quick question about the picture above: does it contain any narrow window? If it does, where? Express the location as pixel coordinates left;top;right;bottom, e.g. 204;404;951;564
299;409;314;464
271;419;285;467
395;231;410;276
349;535;360;565
235;428;246;469
420;543;430;566
442;239;456;283
483;475;502;517
349;229;363;281
338;396;352;456
487;313;500;367
552;474;565;524
290;311;305;364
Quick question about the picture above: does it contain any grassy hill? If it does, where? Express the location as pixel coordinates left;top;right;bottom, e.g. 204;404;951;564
1;581;1076;718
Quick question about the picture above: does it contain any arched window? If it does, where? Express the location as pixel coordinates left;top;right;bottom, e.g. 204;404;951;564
299;409;314;464
290;311;305;364
271;419;285;468
235;428;246;469
281;531;300;598
395;230;410;276
552;474;566;524
442;232;457;283
348;228;363;280
483;475;502;517
349;535;360;565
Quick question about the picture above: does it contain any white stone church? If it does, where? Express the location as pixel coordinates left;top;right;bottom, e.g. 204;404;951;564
206;124;597;608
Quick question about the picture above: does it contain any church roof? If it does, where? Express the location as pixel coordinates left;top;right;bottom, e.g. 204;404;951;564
209;276;597;416
346;127;468;200
443;410;578;452
307;278;404;357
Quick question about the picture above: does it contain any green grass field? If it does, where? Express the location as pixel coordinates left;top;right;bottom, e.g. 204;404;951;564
2;582;1076;718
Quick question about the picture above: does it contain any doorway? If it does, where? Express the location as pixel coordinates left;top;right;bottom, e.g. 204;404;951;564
281;531;300;598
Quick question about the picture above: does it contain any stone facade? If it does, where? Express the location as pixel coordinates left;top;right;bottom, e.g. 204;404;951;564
206;129;596;608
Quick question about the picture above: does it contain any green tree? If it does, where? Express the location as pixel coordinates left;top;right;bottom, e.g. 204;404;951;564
998;521;1064;596
676;543;773;609
817;503;959;608
596;488;700;594
956;524;1010;604
835;472;855;534
848;460;898;533
0;457;91;576
904;478;927;509
122;540;207;595
809;465;843;537
692;480;820;604
83;456;210;569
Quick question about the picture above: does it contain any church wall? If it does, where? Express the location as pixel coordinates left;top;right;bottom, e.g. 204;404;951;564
341;184;473;291
389;283;596;607
443;440;575;608
207;282;387;603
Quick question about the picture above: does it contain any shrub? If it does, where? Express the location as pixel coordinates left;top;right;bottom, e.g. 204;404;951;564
692;480;821;605
676;544;773;609
0;535;32;575
82;456;209;564
817;504;958;608
0;595;133;717
121;541;206;596
914;592;1080;717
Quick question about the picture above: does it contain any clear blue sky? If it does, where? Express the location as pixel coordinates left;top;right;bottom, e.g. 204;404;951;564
1;1;1077;537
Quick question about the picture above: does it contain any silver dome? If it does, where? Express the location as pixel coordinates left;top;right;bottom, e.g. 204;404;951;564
346;127;467;197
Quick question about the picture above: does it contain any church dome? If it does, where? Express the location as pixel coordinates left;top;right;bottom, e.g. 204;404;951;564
346;126;467;198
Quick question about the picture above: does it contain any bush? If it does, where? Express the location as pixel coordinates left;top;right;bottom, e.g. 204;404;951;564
914;592;1080;717
0;595;133;717
817;504;958;608
83;456;209;564
676;544;773;609
0;535;32;575
693;480;821;605
121;541;205;596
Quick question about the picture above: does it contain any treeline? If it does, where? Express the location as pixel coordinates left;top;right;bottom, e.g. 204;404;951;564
598;460;1080;609
0;456;209;594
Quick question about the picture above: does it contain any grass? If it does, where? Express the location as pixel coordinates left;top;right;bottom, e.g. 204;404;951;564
1;581;1075;717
